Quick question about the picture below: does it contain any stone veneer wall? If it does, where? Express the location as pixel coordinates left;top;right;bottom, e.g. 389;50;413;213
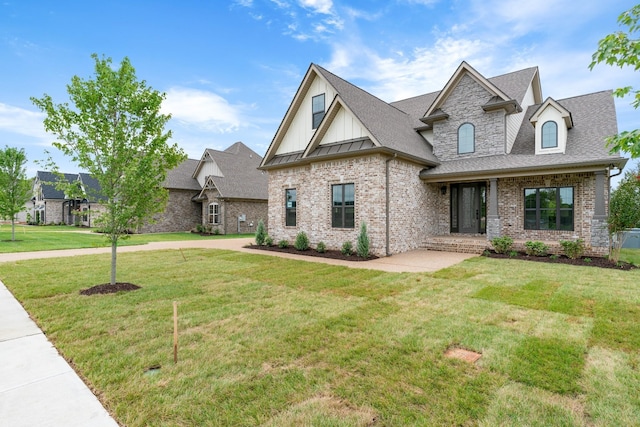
140;189;201;233
220;199;268;235
42;200;64;224
495;172;607;255
267;154;430;256
433;74;507;161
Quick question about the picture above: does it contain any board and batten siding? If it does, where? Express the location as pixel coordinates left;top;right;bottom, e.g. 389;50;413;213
506;83;536;153
195;156;224;187
318;106;368;145
277;75;337;155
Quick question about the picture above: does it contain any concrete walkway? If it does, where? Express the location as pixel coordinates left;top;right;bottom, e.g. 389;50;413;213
0;238;476;426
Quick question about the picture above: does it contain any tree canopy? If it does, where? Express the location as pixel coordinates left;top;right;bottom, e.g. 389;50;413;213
608;165;640;262
31;54;186;285
590;4;640;157
0;146;31;241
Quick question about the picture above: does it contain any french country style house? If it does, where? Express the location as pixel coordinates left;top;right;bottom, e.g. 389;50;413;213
259;61;628;256
32;142;268;234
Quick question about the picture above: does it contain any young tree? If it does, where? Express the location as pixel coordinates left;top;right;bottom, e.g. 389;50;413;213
608;166;640;263
32;54;186;285
590;4;640;157
0;146;31;241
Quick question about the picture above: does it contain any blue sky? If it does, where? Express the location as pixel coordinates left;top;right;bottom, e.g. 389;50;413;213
1;0;638;181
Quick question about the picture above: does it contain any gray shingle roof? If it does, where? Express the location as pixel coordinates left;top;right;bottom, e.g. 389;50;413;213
36;171;77;199
421;90;625;180
206;142;268;200
314;64;439;165
78;173;106;202
164;159;201;191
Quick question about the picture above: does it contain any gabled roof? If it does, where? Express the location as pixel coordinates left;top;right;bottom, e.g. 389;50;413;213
261;63;440;169
35;171;78;200
164;159;201;191
420;90;626;180
199;142;267;200
78;173;106;202
421;61;525;121
529;97;574;128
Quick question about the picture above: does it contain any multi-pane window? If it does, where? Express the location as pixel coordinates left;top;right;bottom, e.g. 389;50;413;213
541;121;558;148
312;94;325;129
332;183;355;228
208;203;220;224
524;187;574;230
458;123;475;154
285;188;296;227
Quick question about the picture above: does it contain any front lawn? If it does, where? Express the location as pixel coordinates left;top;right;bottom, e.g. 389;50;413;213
0;224;249;253
1;250;639;425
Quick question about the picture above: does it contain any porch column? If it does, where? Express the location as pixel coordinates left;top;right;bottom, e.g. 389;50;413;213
487;177;501;240
591;170;608;251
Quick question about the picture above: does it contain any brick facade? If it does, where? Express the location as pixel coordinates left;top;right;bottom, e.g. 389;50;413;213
268;155;433;256
141;189;202;233
200;188;267;235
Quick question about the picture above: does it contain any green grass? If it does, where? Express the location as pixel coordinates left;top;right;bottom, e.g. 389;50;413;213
1;250;640;425
0;224;249;253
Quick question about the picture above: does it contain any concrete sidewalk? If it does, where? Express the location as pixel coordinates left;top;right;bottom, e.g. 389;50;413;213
0;281;118;426
0;238;476;426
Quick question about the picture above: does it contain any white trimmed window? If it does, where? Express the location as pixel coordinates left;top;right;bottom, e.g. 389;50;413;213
458;123;475;154
541;121;558;149
208;203;220;224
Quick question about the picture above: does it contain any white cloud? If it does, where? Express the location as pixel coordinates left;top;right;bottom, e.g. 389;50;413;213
0;103;49;142
298;0;333;15
162;87;250;134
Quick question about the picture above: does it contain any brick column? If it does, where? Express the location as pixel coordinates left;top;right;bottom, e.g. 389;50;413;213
487;178;501;239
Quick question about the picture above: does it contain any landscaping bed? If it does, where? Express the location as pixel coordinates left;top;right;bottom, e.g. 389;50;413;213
247;244;378;261
485;250;636;270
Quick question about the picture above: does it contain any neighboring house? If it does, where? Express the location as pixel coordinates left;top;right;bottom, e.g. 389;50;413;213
190;141;268;235
31;171;106;226
259;61;628;256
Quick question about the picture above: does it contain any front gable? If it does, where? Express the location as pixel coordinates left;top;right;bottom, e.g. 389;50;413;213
193;150;224;187
530;97;573;155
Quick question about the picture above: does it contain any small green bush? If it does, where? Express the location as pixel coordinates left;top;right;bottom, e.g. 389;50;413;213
341;241;353;256
212;227;221;235
524;241;549;257
196;224;206;233
255;219;266;246
560;239;585;259
316;241;326;253
491;236;514;254
278;239;289;249
264;235;273;246
294;231;310;251
356;221;370;258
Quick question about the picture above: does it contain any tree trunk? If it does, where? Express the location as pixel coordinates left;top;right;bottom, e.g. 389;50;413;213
111;240;117;285
11;218;15;241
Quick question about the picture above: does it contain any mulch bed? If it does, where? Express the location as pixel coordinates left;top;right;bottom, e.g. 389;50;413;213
80;283;141;295
247;244;378;261
485;251;636;270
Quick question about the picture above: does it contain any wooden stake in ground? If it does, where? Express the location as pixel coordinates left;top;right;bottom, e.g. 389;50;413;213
173;301;178;364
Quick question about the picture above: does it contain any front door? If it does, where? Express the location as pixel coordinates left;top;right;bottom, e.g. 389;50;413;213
450;183;486;234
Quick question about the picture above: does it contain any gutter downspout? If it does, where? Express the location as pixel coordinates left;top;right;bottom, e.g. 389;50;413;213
607;165;623;251
385;154;397;256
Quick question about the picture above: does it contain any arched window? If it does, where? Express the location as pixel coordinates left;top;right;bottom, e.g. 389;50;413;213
208;203;220;224
541;121;558;149
458;123;475;154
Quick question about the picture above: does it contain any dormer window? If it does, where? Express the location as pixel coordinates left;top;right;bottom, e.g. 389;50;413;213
312;94;325;129
541;121;558;149
458;123;475;154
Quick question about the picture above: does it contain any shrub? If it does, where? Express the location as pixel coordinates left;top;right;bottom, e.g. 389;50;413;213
278;239;289;249
491;236;514;254
195;224;206;233
211;227;221;235
341;241;353;256
264;235;273;246
294;231;310;251
524;241;549;257
356;221;370;258
255;219;266;246
316;241;326;253
560;239;585;259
